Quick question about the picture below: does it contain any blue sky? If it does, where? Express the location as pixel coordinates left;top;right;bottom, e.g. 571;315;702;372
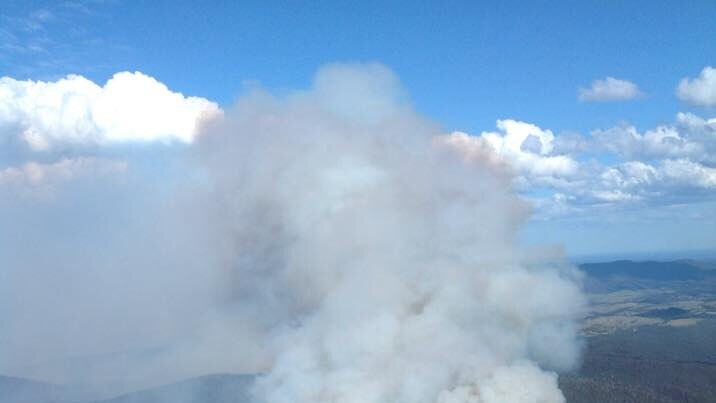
1;0;716;257
3;0;715;132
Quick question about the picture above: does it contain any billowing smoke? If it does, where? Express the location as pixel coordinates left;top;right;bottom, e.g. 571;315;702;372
0;63;583;403
191;63;584;403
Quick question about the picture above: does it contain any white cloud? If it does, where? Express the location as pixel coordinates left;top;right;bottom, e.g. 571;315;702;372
578;77;643;102
677;66;716;107
591;124;705;163
676;111;716;131
440;112;716;216
589;159;716;202
0;71;222;151
661;159;716;188
528;157;716;209
439;120;579;190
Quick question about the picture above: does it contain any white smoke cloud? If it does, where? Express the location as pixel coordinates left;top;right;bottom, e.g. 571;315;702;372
0;63;584;403
578;77;643;102
677;66;716;107
0;71;222;151
193;63;584;403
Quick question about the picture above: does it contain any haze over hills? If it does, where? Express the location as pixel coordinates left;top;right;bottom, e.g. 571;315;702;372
0;375;71;403
579;259;716;281
0;374;253;403
3;259;715;403
89;374;254;403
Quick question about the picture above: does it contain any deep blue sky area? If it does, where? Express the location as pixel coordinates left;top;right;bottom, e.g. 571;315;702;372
3;0;715;134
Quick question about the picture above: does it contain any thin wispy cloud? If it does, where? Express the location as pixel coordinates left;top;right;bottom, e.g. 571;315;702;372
0;8;54;54
0;1;123;77
578;77;643;102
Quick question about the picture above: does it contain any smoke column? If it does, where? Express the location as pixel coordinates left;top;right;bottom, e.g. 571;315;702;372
0;62;583;402
191;63;584;403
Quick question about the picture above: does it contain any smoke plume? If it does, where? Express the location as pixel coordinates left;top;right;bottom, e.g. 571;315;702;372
193;63;584;403
0;63;583;403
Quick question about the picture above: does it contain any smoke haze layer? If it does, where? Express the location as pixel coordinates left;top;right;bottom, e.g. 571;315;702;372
0;63;584;403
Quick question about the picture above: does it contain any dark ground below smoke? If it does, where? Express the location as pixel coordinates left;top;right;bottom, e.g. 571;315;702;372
560;259;716;403
559;319;716;403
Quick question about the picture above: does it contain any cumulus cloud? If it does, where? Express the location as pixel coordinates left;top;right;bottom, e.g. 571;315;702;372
439;120;579;190
661;159;716;188
440;110;716;217
591;124;706;164
586;112;716;166
578;77;643;102
677;66;716;107
0;71;222;151
589;159;716;202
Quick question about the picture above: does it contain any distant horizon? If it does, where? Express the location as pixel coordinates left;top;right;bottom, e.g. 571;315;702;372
568;248;716;264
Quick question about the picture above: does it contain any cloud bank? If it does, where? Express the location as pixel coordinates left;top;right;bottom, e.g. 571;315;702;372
0;71;221;151
578;77;643;102
441;109;716;218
